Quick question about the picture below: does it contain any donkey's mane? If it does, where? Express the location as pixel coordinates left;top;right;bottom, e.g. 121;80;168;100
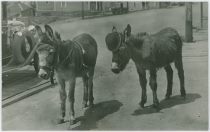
56;40;83;72
128;32;149;49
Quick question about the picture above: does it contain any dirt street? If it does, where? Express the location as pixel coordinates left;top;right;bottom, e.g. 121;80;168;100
2;4;208;130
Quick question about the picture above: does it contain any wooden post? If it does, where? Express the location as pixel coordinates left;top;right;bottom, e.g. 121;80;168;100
82;2;84;19
127;2;129;9
185;2;193;42
200;2;203;29
2;2;8;46
2;2;7;20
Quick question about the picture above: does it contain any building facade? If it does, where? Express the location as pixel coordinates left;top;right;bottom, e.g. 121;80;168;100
35;2;162;16
36;2;90;16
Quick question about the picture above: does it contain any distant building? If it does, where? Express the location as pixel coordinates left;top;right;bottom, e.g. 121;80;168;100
6;2;170;18
7;2;34;19
35;2;162;16
128;2;161;11
36;2;90;16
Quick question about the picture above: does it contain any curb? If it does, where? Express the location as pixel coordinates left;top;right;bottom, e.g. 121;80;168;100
2;80;57;108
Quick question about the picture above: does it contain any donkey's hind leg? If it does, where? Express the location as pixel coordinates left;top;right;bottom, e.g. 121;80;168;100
68;78;76;125
136;66;147;108
164;65;173;99
82;74;88;108
87;68;95;107
149;69;160;110
174;56;186;98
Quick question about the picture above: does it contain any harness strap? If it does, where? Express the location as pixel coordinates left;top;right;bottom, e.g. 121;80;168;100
39;65;54;78
73;40;88;68
73;40;85;54
38;40;87;77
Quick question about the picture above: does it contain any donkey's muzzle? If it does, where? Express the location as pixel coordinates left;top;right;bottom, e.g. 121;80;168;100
111;62;120;74
38;69;49;80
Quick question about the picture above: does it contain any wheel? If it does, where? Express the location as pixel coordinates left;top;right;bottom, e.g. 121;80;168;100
33;52;39;74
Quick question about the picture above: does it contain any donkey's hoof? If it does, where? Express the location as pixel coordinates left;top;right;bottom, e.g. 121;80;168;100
153;101;160;111
56;118;65;124
89;102;94;108
70;119;76;125
153;104;160;111
82;103;88;109
181;93;186;99
140;104;145;108
139;102;145;108
181;90;186;97
165;95;171;100
181;94;186;99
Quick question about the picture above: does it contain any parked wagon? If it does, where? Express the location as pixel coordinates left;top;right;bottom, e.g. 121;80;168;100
2;21;54;84
111;2;128;15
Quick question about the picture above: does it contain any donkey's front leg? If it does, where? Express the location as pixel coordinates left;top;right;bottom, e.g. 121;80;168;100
136;66;147;108
57;78;66;124
68;78;76;125
149;69;160;110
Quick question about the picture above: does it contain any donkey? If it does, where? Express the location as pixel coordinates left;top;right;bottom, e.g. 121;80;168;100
105;25;186;110
35;25;98;125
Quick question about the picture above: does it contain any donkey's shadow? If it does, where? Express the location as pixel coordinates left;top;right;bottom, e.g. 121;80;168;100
72;100;123;130
132;93;201;116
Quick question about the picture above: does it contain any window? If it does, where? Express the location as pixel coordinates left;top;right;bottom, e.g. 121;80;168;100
61;2;67;7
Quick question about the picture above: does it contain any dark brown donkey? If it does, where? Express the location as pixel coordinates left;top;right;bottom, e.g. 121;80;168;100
105;25;186;110
34;25;98;125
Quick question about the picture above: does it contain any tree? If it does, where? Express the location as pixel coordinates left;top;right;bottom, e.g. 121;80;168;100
185;2;193;42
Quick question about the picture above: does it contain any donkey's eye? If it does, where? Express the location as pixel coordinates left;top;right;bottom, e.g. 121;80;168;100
49;49;54;53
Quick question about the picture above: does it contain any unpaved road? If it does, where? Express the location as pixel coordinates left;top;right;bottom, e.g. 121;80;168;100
2;4;208;130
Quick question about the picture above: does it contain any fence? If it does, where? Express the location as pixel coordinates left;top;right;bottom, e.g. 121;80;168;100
192;2;208;29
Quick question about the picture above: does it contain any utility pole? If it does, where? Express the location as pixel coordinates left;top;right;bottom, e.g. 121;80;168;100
2;1;10;64
2;2;8;46
2;2;7;20
185;2;193;42
82;2;84;19
200;2;203;29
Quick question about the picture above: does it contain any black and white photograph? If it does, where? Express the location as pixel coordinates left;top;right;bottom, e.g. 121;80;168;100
1;1;208;130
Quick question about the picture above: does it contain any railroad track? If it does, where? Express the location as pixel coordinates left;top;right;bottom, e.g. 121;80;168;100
2;56;12;66
2;65;56;108
2;78;56;108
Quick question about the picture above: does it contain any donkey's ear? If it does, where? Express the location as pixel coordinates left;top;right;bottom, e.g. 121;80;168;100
35;25;43;37
125;24;131;37
112;26;117;32
44;24;54;41
54;31;61;41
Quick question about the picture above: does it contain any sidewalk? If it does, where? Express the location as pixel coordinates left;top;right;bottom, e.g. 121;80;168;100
2;29;208;108
2;3;208;108
2;65;55;107
2;28;208;130
182;29;208;61
2;4;208;129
